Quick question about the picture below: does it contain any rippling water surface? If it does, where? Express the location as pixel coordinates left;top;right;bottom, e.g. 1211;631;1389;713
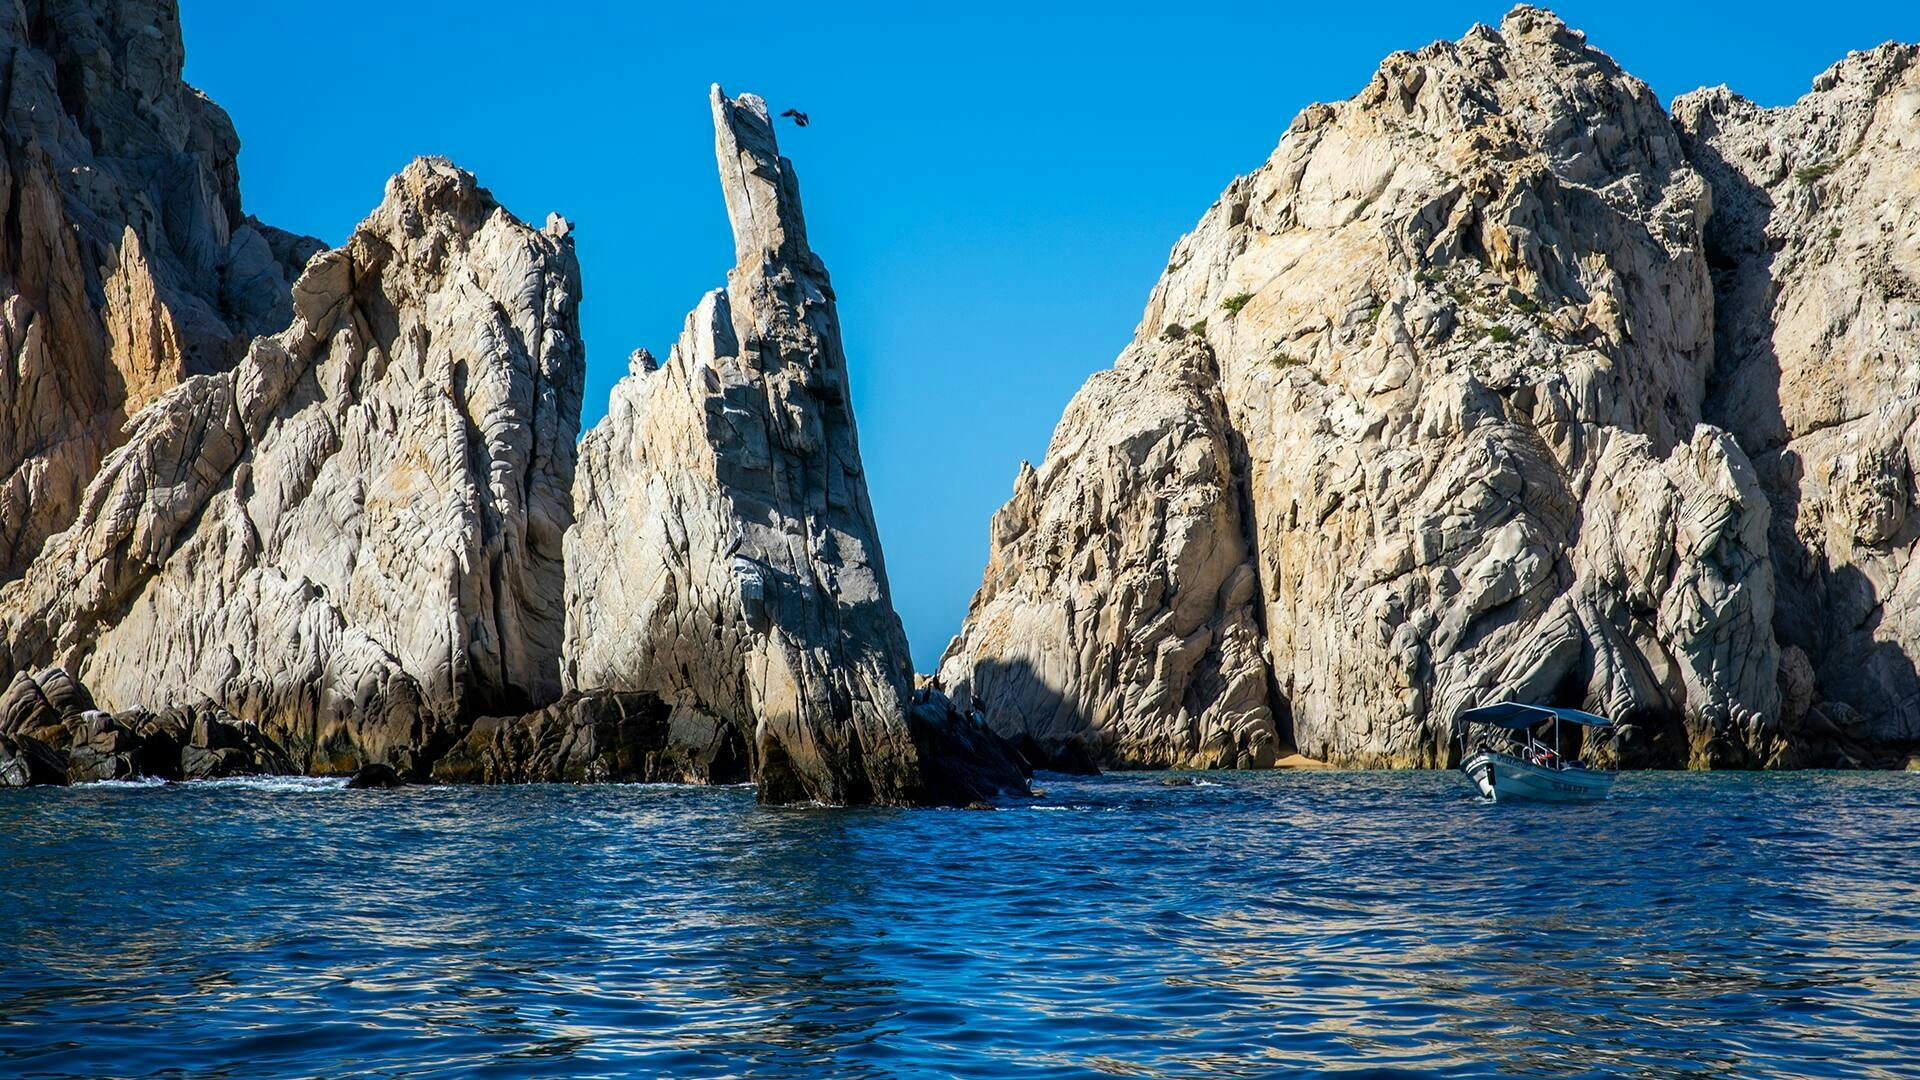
3;771;1918;1078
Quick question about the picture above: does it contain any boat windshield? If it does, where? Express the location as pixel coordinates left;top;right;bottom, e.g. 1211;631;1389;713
1458;718;1588;771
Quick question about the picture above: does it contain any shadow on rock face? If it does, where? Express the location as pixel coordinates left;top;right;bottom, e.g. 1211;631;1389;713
906;690;1034;805
430;692;749;786
1686;112;1920;768
0;732;67;787
941;656;1098;773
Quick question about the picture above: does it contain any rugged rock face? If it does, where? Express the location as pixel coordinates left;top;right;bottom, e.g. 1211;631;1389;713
0;1;318;577
938;338;1279;769
0;158;584;775
563;87;1027;805
944;7;1799;768
0;3;1021;802
1675;47;1920;764
0;6;1021;802
1;664;95;744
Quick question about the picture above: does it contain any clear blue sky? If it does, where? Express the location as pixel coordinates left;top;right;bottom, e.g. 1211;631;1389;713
182;0;1917;671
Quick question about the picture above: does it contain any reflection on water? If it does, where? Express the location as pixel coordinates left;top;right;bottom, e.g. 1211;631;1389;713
2;772;1918;1078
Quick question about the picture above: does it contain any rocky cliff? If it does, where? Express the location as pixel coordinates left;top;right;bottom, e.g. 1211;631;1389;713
0;158;585;774
1675;44;1920;762
563;87;1025;805
943;7;1915;770
0;1;317;577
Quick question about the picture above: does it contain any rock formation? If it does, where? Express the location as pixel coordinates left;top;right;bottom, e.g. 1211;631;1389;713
0;0;1022;804
944;7;1817;769
0;158;584;775
0;665;294;785
562;86;1027;805
938;337;1279;770
0;1;318;577
1675;44;1920;763
22;0;1914;791
431;691;748;785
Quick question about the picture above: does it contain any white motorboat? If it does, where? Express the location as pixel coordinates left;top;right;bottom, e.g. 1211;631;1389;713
1456;702;1617;803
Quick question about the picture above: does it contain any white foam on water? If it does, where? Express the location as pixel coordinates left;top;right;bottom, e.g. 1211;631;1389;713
607;781;739;791
185;775;348;792
72;776;168;788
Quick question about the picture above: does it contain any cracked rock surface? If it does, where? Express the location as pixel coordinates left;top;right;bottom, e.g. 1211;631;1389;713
0;0;1024;803
1675;43;1920;760
1;665;294;785
944;7;1823;768
0;1;318;577
0;158;584;774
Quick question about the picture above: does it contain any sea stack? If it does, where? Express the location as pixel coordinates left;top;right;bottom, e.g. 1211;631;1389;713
562;87;1028;805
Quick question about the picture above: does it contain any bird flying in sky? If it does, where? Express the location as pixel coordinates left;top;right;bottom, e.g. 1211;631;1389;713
780;108;810;127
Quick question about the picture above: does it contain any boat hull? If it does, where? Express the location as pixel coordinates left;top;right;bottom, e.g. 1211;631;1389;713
1462;751;1615;803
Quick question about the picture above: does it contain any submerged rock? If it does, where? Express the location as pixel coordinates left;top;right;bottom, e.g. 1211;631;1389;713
345;763;405;790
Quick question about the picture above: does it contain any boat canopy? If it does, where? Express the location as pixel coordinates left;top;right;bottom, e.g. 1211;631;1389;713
1459;702;1613;729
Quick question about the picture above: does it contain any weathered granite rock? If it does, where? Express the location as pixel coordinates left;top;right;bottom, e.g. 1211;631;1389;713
906;690;1037;806
0;158;584;775
945;8;1784;768
1;666;97;744
0;665;291;782
562;87;1027;805
0;0;318;577
175;705;294;779
938;337;1278;769
64;709;144;782
1675;44;1920;760
432;691;748;785
0;732;67;786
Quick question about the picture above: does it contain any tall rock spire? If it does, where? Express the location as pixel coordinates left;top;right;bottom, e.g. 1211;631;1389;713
563;87;1025;805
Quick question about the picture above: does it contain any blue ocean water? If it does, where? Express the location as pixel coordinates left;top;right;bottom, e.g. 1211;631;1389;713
1;771;1917;1079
